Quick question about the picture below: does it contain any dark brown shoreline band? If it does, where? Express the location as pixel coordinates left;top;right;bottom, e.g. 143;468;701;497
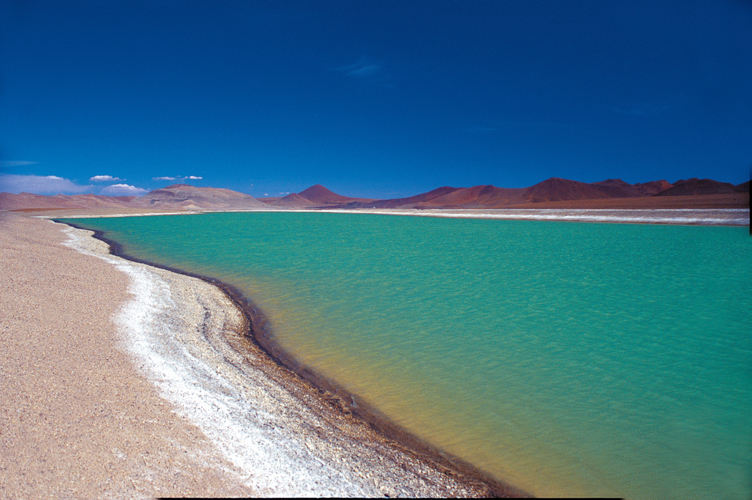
57;217;532;498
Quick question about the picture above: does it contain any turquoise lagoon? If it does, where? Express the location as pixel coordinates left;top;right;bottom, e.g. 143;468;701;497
67;213;752;499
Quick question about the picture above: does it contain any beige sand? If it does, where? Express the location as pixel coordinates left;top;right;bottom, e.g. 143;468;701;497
0;212;255;498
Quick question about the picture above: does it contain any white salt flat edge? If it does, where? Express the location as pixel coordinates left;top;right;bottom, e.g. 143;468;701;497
312;208;750;225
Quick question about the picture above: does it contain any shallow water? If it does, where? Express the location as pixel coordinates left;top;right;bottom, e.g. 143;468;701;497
67;212;752;499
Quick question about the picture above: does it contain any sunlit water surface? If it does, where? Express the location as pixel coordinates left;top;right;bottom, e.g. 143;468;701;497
68;213;752;499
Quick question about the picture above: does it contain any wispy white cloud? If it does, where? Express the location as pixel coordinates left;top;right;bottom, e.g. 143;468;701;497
153;175;202;181
0;160;38;168
343;62;381;77
0;174;91;195
90;174;124;182
337;56;393;86
101;183;148;196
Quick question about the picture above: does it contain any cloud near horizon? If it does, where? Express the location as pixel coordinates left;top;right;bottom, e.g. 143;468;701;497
0;161;38;168
0;174;92;195
101;183;148;196
90;175;124;182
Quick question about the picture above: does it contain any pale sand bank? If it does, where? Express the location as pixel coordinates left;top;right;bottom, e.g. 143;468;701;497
1;213;509;497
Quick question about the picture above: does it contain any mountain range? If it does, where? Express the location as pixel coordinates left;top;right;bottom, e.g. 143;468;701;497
1;178;749;212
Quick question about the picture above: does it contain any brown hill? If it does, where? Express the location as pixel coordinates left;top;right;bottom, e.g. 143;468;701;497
634;180;673;195
590;179;644;198
656;178;741;196
424;185;509;207
0;185;266;211
364;186;462;208
67;194;139;208
523;177;610;203
131;184;265;209
296;184;377;206
361;177;727;209
0;192;136;211
259;192;319;208
474;185;528;207
365;178;610;209
413;185;526;208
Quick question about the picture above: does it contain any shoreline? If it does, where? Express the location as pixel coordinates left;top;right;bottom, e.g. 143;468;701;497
57;218;529;497
22;205;749;227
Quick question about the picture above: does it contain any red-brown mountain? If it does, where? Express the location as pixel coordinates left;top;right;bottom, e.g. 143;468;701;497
260;192;320;208
634;180;674;195
258;184;376;207
298;184;375;206
341;177;676;209
655;178;743;196
361;186;464;208
589;179;644;198
1;177;747;211
524;177;610;203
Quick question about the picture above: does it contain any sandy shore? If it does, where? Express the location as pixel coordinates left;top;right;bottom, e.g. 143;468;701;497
1;212;515;497
0;212;256;498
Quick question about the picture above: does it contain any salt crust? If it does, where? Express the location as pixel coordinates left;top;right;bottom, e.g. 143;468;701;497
60;222;488;497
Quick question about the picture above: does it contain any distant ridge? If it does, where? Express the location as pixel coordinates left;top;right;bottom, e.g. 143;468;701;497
280;192;319;206
296;184;376;206
1;177;748;211
0;184;265;211
524;177;609;203
287;177;746;210
131;184;265;210
590;179;644;198
634;180;673;196
0;192;136;210
655;178;741;197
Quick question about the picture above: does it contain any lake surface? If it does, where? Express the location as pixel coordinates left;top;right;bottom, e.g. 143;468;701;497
67;212;752;499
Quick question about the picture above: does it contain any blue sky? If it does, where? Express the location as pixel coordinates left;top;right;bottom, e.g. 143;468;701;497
1;0;750;198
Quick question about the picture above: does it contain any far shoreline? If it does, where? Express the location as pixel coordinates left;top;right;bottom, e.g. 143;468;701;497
57;217;530;498
16;204;750;227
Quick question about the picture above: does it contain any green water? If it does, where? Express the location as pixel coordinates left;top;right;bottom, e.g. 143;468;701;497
68;213;752;499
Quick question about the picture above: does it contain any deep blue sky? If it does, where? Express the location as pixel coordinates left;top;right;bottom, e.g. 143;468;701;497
1;0;750;198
